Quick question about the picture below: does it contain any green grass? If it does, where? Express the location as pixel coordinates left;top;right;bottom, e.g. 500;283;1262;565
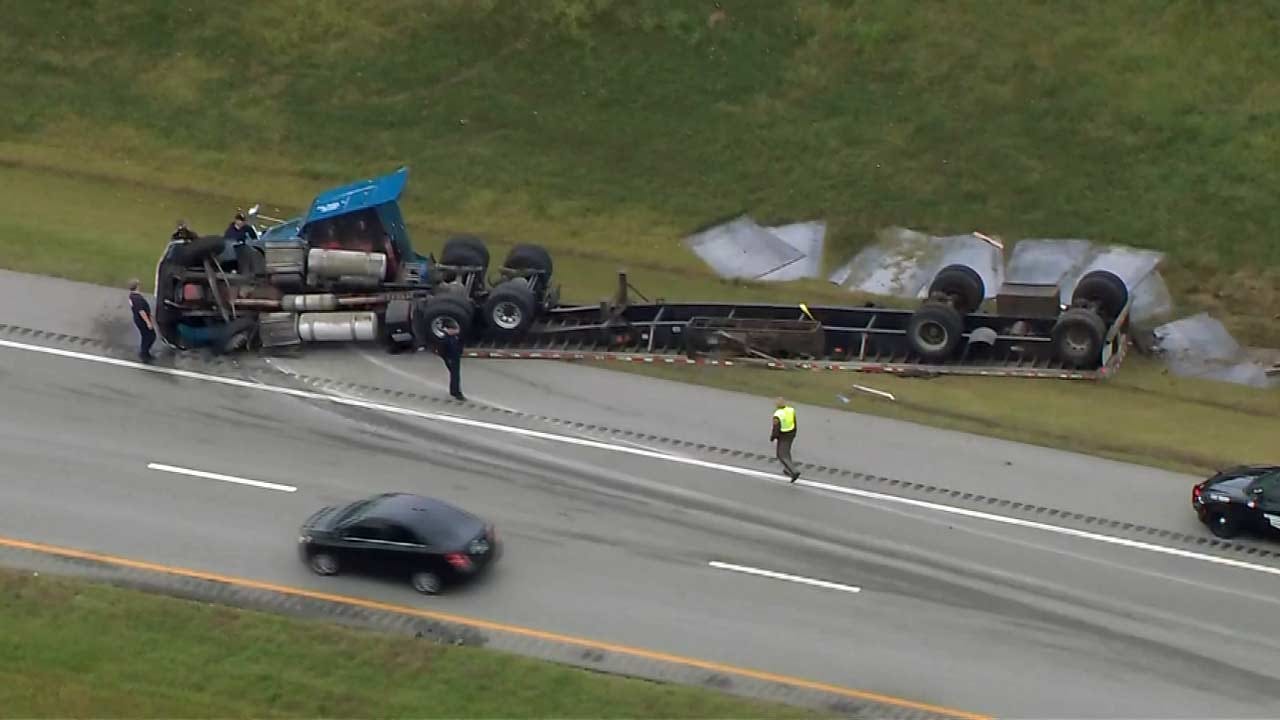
1;0;1279;343
0;568;819;718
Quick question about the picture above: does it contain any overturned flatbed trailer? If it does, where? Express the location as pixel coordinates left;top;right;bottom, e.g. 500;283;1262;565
151;167;1130;380
462;272;1132;380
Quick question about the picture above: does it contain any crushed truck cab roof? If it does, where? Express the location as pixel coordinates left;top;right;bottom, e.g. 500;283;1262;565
303;166;409;228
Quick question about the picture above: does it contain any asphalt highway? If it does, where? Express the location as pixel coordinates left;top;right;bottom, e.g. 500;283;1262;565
3;339;1280;717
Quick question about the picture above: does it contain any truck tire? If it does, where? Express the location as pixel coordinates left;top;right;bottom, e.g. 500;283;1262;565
503;243;553;277
217;316;259;355
170;236;226;267
483;279;537;339
413;295;474;344
442;235;489;268
1071;270;1128;324
1051;307;1106;368
927;264;985;315
907;303;964;363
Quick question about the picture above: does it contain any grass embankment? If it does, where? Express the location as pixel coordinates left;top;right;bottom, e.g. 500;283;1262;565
0;0;1275;476
0;568;816;718
2;1;1279;343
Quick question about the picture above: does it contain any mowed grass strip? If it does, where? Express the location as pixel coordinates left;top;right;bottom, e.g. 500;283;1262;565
0;568;821;718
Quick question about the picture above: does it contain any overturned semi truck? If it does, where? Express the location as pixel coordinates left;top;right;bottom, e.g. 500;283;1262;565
153;167;1131;379
152;166;560;355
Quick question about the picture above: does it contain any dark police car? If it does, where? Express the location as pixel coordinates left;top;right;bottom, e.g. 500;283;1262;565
298;492;500;594
1192;464;1280;539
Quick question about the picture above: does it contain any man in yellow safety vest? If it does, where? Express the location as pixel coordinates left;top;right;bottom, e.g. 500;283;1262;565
771;397;800;483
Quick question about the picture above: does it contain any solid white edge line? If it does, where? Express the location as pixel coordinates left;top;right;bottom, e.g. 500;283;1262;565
710;561;861;594
147;462;297;493
4;337;1278;580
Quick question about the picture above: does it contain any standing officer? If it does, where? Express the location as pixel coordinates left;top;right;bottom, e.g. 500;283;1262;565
127;279;156;363
770;397;800;482
438;324;466;401
223;212;258;242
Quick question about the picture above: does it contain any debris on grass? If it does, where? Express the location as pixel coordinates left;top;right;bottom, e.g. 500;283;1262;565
683;215;825;282
1151;312;1277;389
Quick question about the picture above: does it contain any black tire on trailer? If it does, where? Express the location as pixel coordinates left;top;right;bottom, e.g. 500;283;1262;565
1071;270;1128;324
906;302;965;363
927;264;985;315
412;295;475;345
483;279;538;339
1051;307;1107;368
503;243;553;277
442;235;490;268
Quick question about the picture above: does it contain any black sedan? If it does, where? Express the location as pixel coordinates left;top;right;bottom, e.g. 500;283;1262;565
298;492;500;594
1192;464;1280;539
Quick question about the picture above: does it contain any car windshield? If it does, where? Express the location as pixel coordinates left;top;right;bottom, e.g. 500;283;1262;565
334;497;380;525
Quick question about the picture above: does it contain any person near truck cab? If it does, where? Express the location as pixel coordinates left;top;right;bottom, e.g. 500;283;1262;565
171;220;198;242
437;325;466;402
223;212;258;243
771;397;801;483
127;278;156;364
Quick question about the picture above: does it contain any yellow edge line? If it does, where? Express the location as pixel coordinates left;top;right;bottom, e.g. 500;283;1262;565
0;535;990;720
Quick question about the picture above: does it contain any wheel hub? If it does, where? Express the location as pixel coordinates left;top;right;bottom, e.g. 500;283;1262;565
493;301;523;330
430;316;458;338
1064;326;1091;352
917;320;948;351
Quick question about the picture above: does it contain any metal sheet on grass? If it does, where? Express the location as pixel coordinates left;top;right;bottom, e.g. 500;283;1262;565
758;221;826;282
1152;312;1275;388
827;227;1003;300
683;215;805;281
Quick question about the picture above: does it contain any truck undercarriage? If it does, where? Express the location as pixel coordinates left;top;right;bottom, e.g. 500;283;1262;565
153;167;1131;380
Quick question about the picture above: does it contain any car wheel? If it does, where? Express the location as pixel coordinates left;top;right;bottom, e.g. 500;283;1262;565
309;552;339;576
411;570;442;595
1208;510;1241;539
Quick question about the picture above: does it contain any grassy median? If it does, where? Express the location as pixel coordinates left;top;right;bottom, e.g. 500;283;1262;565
0;568;817;718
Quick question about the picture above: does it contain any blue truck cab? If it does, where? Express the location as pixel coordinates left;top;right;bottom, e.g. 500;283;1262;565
151;166;554;355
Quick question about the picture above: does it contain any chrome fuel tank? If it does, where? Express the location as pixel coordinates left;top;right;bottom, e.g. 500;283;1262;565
306;248;387;280
296;311;379;342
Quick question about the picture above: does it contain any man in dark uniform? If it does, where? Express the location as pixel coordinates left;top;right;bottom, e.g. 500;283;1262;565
127;279;156;363
223;212;258;242
437;324;465;401
171;220;198;241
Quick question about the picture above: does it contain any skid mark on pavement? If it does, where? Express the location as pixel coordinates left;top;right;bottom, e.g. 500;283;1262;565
3;334;1280;582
